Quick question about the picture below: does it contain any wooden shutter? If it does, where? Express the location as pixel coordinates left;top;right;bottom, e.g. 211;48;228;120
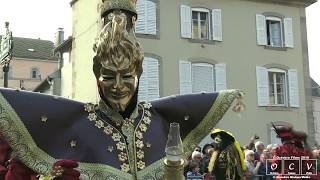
179;60;192;94
284;18;294;48
138;57;160;101
256;66;270;106
256;14;267;45
146;0;156;35
192;63;214;93
215;63;226;91
288;69;299;107
212;9;222;41
136;0;146;34
180;5;192;38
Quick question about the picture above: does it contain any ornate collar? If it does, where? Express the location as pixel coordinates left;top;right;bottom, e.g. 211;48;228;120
98;100;139;126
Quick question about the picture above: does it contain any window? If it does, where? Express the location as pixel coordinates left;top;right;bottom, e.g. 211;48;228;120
138;57;160;101
180;5;222;41
256;66;299;107
135;0;157;35
192;9;209;39
266;17;283;47
179;61;226;95
268;69;286;105
31;68;40;79
256;14;293;48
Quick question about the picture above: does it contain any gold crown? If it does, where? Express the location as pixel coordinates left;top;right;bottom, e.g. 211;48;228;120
101;0;137;17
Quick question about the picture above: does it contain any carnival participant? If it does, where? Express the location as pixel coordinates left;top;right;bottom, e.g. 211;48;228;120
272;124;303;180
0;0;243;179
208;129;246;180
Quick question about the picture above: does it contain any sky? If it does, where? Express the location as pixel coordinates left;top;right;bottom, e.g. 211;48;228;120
0;0;319;84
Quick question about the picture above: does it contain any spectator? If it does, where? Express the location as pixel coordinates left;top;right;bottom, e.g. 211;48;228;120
256;151;273;180
200;143;215;174
187;160;202;177
254;141;265;161
244;150;259;180
192;150;202;164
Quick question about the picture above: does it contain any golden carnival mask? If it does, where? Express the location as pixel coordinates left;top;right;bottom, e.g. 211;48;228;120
93;8;144;113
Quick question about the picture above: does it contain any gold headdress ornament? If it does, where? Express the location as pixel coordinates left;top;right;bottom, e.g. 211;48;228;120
101;0;137;18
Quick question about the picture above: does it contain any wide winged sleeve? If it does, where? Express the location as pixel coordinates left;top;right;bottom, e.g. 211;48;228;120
151;89;243;158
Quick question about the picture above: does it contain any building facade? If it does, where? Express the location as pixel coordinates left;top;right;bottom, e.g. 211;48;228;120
312;79;320;145
67;0;316;145
0;37;58;91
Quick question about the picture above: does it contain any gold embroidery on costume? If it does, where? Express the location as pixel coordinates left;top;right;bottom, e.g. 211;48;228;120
41;116;48;123
182;89;244;159
70;140;77;148
0;90;242;179
85;101;153;173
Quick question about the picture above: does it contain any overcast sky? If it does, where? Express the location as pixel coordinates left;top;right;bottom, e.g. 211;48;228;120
0;0;319;84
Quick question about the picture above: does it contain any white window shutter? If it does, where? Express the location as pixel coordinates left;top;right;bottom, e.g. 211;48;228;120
138;57;160;101
215;63;226;91
192;63;215;93
136;0;146;34
146;0;156;35
179;60;192;94
146;57;159;100
288;69;299;107
284;18;294;48
212;9;222;41
256;14;267;45
180;5;192;38
256;66;269;106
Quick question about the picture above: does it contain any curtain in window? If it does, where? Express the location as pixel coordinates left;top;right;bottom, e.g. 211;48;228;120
269;21;282;47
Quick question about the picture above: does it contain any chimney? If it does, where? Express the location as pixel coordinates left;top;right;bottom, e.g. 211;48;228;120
54;28;64;47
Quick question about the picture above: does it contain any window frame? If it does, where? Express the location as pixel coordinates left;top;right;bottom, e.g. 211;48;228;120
267;68;288;107
31;67;40;79
191;8;211;40
266;16;284;47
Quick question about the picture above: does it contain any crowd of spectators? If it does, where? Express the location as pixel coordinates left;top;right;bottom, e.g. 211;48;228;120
184;134;320;180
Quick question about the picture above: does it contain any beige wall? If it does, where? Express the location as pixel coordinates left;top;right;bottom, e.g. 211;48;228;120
0;57;58;90
69;0;312;144
313;96;320;144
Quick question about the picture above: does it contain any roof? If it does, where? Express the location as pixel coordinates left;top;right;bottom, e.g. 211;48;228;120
0;35;58;61
54;36;73;54
245;0;317;6
311;78;320;97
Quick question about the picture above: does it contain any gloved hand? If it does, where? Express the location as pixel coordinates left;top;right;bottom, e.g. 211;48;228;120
40;160;80;180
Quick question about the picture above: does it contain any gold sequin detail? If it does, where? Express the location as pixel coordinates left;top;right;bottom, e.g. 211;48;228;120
139;123;147;132
118;152;128;162
103;126;113;135
136;131;143;139
112;133;121;142
88;113;97;121
136;139;144;149
84;103;95;112
143;102;152;109
116;142;126;151
121;163;130;173
95;120;104;128
142;116;151;125
70;140;77;148
137;160;145;170
107;145;114;152
137;150;144;159
41;115;48;123
146;142;151;148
